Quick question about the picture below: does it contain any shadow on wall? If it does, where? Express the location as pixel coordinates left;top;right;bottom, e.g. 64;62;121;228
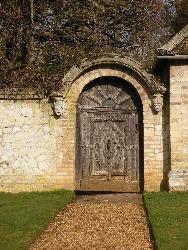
160;66;171;191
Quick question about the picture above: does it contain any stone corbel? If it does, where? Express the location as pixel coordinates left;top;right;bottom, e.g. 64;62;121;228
152;93;164;112
50;96;64;116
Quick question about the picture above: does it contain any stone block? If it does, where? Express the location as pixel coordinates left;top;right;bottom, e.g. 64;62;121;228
169;169;188;191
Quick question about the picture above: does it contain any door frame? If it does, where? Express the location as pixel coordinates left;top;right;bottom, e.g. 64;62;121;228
58;59;165;192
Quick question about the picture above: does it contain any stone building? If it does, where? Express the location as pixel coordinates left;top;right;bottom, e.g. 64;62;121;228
0;24;188;193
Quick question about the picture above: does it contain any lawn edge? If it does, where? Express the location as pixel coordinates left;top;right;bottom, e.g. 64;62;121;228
28;190;75;248
143;192;156;250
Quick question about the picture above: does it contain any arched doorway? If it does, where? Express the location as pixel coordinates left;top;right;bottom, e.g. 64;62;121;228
76;76;143;192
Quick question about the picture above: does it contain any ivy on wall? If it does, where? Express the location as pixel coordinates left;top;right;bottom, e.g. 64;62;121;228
0;0;187;96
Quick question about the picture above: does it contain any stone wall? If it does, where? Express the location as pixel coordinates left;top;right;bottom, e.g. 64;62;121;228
169;63;188;191
0;62;169;192
0;99;74;192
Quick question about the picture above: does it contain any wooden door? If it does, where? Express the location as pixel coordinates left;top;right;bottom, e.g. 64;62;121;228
76;77;143;192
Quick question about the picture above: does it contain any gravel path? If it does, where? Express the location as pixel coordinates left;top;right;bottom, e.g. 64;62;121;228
29;195;153;250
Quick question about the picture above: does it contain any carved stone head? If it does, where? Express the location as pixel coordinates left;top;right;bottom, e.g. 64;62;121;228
152;94;163;112
51;97;64;116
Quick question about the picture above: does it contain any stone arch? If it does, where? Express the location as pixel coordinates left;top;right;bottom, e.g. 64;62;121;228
55;56;166;192
69;67;149;111
51;56;166;114
58;56;165;97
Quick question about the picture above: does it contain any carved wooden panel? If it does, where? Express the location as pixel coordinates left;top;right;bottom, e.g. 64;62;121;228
76;77;142;192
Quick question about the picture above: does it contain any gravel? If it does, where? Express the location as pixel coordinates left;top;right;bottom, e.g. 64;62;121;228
29;201;153;250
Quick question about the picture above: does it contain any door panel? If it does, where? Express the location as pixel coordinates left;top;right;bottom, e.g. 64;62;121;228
76;77;142;192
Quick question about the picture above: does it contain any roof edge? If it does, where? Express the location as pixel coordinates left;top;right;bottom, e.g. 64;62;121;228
157;55;188;60
158;24;188;55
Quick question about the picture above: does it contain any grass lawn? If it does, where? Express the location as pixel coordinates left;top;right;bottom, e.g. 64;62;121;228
0;190;74;250
144;192;188;250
